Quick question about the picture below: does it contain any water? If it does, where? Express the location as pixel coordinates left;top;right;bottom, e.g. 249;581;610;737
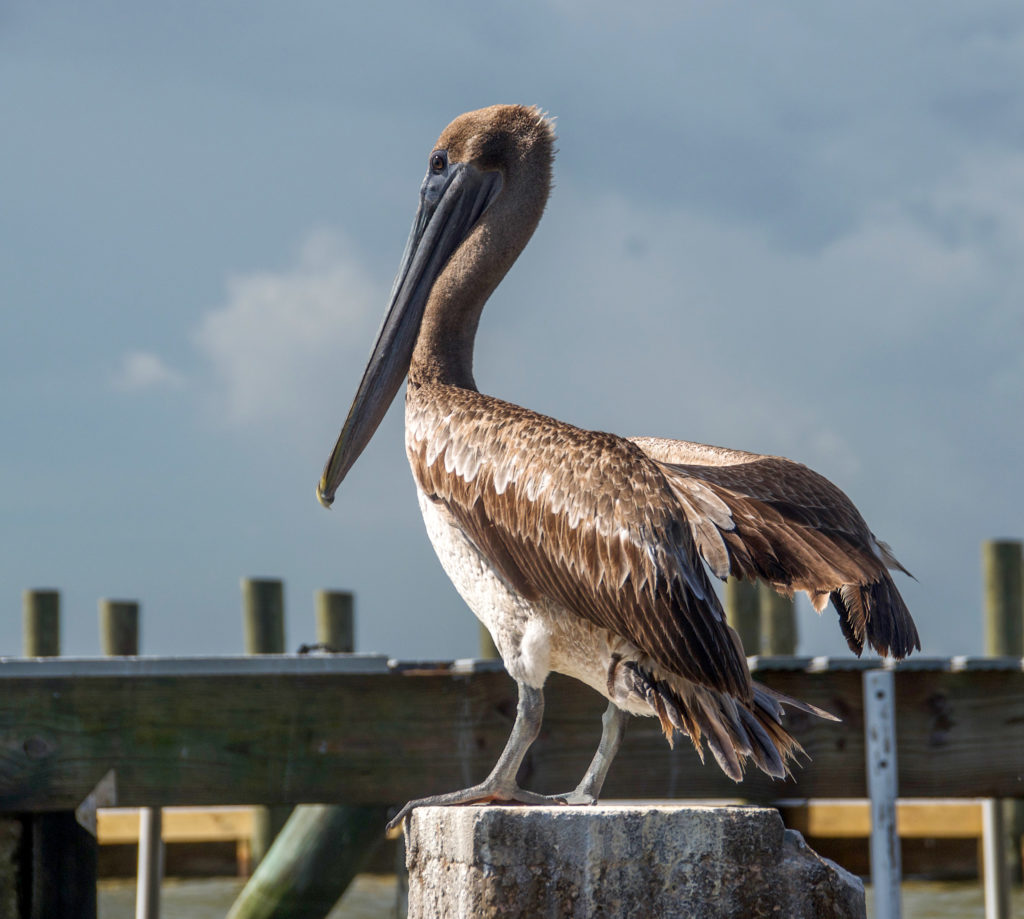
866;882;1024;918
100;875;1024;918
98;874;398;919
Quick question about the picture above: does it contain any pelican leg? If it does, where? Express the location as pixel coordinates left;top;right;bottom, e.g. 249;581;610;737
386;682;550;833
548;701;628;805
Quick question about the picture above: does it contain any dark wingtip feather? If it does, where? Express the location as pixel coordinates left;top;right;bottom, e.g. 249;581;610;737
831;572;920;661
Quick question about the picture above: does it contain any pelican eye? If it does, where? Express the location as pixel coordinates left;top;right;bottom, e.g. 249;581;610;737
430;152;447;173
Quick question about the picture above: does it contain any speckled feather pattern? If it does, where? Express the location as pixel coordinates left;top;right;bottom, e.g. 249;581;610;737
407;382;753;702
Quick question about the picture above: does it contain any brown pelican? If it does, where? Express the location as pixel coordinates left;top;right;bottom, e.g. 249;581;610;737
317;105;919;831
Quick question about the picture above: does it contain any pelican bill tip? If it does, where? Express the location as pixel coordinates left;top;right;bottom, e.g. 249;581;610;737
316;482;335;509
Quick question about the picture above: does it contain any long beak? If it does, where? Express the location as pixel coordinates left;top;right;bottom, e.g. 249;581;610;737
317;161;502;507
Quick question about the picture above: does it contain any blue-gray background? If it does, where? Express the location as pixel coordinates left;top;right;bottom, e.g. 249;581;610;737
2;2;1021;659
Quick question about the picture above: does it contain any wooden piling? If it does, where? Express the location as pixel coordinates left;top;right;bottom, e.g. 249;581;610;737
983;540;1023;657
241;579;289;870
22;590;60;657
315;590;354;652
981;539;1024;897
99;600;139;657
725;579;759;654
760;589;797;656
243;579;286;659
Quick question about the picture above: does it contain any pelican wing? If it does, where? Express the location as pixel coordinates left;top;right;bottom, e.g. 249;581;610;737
630;436;920;659
408;385;753;701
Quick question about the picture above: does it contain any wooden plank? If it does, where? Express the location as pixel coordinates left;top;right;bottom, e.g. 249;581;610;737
102;801;986;845
0;662;1022;811
783;800;983;839
98;807;254;844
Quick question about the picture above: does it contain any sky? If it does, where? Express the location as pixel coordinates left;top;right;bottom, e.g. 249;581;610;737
1;2;1022;661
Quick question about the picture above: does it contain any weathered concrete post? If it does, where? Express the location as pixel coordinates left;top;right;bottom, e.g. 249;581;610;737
406;805;865;919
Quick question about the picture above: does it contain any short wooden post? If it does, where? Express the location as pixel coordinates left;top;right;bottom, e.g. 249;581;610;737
725;579;760;654
864;669;901;919
760;589;797;656
243;578;286;659
982;539;1023;902
984;540;1023;657
23;589;60;657
315;590;354;652
99;600;139;656
242;578;289;870
99;599;163;919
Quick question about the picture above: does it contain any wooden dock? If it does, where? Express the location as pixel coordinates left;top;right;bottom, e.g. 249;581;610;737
1;654;1022;808
2;653;1023;915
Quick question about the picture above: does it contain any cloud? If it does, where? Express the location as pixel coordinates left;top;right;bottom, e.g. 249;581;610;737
192;229;383;426
112;350;185;391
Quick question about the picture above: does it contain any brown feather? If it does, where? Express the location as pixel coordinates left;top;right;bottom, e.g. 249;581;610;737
630;436;920;660
408;383;755;701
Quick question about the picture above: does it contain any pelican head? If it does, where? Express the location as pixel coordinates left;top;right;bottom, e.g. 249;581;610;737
317;105;554;507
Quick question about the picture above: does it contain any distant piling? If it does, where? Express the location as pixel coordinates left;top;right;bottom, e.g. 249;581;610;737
983;540;1023;657
725;580;760;654
23;589;60;657
315;590;354;652
724;581;796;656
760;590;797;656
99;600;139;657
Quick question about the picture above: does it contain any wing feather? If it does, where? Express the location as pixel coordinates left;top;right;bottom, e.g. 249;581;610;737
408;385;753;700
630;436;919;659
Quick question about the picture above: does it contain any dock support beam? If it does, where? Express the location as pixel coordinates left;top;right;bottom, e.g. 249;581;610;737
405;805;864;918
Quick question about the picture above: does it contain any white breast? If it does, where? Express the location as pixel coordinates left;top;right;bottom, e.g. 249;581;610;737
415;486;648;714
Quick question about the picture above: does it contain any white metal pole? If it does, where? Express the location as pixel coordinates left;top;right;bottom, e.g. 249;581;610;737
864;669;901;919
135;806;163;919
982;798;1011;919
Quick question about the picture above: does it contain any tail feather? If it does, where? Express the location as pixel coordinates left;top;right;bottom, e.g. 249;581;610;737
611;658;833;782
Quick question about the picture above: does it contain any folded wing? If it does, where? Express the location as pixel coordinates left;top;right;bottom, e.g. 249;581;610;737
630;436;919;659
